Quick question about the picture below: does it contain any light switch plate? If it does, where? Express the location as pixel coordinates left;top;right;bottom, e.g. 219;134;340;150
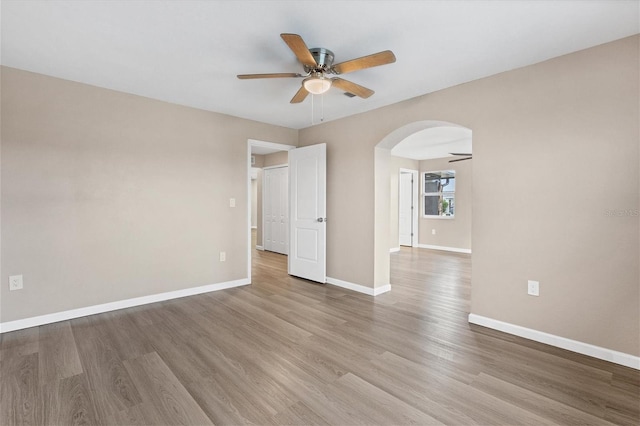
230;198;236;208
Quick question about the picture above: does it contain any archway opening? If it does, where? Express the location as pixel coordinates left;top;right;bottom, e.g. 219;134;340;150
374;120;473;290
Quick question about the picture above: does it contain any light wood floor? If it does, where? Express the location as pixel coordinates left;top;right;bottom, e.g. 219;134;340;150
1;244;638;425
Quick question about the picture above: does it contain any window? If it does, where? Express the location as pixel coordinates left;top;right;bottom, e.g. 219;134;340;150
422;170;455;218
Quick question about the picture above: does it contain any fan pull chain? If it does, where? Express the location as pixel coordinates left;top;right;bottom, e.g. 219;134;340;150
310;93;325;125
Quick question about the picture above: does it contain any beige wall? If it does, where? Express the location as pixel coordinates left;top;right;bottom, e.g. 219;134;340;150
418;156;472;250
468;36;638;356
252;154;265;169
300;36;639;356
253;155;265;247
299;117;377;286
0;67;297;323
263;151;288;168
389;156;419;249
2;36;638;358
374;148;390;288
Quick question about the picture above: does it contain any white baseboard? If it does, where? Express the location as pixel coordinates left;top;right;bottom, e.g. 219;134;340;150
255;245;264;251
390;247;401;253
0;278;251;334
373;284;392;296
326;277;391;296
468;313;640;370
417;244;471;254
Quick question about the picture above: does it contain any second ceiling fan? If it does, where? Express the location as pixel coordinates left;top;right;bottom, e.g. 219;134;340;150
449;153;472;163
238;33;396;103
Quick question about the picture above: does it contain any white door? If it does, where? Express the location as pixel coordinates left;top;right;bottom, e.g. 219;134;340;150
399;170;417;246
288;144;326;283
264;166;288;255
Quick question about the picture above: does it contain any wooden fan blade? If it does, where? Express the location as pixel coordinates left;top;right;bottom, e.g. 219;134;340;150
332;50;396;75
290;86;309;104
281;33;317;67
449;157;472;163
237;73;301;79
331;78;374;98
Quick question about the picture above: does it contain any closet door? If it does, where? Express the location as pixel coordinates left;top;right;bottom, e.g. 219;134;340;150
263;166;288;255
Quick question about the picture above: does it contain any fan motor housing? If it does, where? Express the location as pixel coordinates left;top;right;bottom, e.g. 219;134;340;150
307;48;334;72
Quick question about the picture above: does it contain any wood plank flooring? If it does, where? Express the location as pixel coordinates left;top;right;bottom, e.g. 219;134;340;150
1;244;638;425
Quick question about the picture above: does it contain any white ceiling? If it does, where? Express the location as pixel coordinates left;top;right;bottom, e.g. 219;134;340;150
251;145;284;156
1;1;638;130
391;126;472;160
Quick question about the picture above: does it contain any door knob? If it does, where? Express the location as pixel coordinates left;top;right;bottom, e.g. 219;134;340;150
317;218;324;222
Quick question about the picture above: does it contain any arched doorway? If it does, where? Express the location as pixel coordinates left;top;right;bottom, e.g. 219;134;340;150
373;120;473;289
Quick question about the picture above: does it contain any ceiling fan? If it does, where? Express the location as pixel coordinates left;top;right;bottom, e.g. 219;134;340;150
237;33;396;104
449;153;472;163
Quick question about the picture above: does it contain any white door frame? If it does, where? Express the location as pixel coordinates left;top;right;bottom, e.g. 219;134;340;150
247;139;296;281
399;168;419;247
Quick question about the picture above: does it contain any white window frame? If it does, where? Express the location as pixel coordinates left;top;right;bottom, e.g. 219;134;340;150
422;170;455;219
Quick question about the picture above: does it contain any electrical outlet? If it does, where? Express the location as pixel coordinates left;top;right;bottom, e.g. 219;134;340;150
432;229;436;235
527;280;539;296
229;198;236;208
9;275;23;291
220;251;226;262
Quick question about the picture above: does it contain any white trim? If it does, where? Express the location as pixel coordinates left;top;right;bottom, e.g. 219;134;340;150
373;284;392;296
417;244;471;254
390;247;401;253
468;314;640;370
399;168;419;248
326;277;391;296
263;164;288;170
247;141;253;280
248;139;296;152
0;278;250;334
261;166;265;253
251;225;257;229
422;215;455;220
255;245;264;251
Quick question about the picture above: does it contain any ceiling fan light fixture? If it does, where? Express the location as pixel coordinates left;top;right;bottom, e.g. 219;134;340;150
303;75;332;95
239;34;394;104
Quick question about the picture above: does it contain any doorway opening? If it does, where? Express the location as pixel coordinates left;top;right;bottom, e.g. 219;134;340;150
374;120;473;290
247;139;295;281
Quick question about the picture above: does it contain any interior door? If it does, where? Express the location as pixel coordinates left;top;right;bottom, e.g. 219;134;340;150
288;143;326;283
399;171;414;246
264;167;288;255
274;167;288;254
